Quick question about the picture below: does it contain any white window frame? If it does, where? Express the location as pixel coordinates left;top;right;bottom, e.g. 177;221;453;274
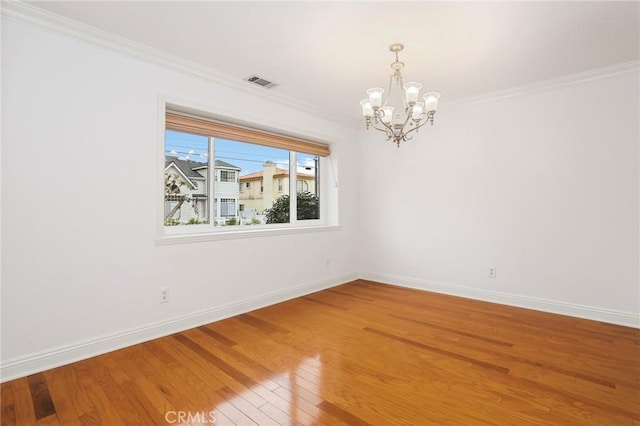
157;99;339;245
219;198;236;218
220;170;236;183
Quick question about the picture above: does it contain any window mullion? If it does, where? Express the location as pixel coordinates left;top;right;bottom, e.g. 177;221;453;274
209;137;215;226
289;151;297;225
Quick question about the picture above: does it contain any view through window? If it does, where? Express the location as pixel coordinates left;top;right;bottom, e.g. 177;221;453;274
164;119;324;231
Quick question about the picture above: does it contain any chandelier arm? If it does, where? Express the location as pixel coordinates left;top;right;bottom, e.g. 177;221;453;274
400;107;413;130
369;121;393;135
401;113;435;140
382;108;415;145
369;119;400;145
402;126;414;141
402;121;427;140
371;109;396;135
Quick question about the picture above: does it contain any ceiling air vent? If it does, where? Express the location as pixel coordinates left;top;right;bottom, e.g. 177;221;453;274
245;74;278;89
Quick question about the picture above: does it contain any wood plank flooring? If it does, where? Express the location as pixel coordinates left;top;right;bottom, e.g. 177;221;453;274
1;279;639;425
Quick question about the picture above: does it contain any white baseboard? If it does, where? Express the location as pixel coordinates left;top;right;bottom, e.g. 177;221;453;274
3;270;636;382
359;272;640;329
0;271;358;383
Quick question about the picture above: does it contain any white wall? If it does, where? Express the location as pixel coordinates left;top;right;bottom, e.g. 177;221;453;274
2;3;639;382
1;14;358;379
359;68;640;326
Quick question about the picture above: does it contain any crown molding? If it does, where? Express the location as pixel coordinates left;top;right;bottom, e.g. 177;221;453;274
3;1;638;126
448;60;640;108
1;0;350;127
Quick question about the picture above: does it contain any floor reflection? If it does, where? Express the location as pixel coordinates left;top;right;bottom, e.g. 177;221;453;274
207;354;322;425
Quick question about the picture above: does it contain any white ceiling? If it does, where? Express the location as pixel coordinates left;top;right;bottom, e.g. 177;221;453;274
28;1;640;125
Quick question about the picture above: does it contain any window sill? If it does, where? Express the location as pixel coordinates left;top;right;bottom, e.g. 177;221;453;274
155;224;342;245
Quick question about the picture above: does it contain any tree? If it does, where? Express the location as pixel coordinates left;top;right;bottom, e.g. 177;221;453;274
164;173;191;222
265;191;319;224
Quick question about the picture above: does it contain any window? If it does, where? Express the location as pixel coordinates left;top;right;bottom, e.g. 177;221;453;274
220;170;236;182
163;109;330;236
164;131;210;226
296;153;320;221
220;198;236;217
296;180;308;193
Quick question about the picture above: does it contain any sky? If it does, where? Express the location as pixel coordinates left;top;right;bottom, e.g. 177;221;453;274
165;130;317;176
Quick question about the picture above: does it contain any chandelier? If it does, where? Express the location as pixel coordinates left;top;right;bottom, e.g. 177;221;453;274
360;43;441;147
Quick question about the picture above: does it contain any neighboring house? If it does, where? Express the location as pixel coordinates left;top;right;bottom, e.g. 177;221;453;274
239;161;316;214
164;156;241;224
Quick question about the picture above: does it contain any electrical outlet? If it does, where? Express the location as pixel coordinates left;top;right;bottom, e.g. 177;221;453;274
325;258;331;268
160;287;170;303
488;267;497;279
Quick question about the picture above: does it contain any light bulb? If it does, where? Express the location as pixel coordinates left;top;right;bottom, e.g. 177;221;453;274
381;106;394;124
360;99;374;117
366;87;384;108
403;82;422;104
424;92;441;113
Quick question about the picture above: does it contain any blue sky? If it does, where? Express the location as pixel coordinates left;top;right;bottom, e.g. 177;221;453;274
165;130;317;176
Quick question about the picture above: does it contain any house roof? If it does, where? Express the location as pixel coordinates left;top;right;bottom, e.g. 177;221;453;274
240;168;314;182
214;159;241;170
165;156;241;180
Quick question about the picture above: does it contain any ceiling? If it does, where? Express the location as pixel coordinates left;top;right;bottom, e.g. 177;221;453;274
28;1;640;126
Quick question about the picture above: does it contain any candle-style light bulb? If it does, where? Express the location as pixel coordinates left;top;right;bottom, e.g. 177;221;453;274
366;87;384;109
403;82;422;105
381;106;394;124
424;92;441;113
412;102;424;120
360;99;374;117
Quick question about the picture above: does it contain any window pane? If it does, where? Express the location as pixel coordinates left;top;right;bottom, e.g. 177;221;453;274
220;198;236;217
215;138;290;226
296;152;320;221
220;170;236;182
164;130;210;226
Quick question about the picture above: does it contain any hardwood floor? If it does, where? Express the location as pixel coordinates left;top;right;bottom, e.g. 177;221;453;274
1;280;639;425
